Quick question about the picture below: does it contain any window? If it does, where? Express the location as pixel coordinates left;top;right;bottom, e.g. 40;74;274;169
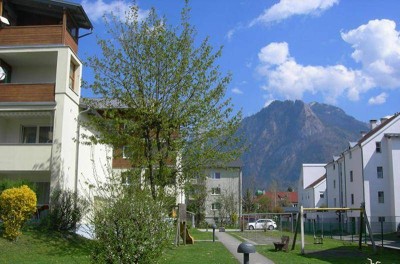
211;202;221;210
69;61;77;91
211;187;221;195
333;164;335;170
122;146;131;159
351;194;354;205
334;198;337;207
319;192;324;198
333;180;336;189
377;166;383;179
350;171;353;182
376;142;381;153
211;172;221;179
378;191;384;203
349;151;352;159
21;126;53;143
378;217;385;222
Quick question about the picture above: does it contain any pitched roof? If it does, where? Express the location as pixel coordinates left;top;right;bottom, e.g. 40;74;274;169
358;113;400;145
7;0;93;29
260;192;298;203
305;174;326;189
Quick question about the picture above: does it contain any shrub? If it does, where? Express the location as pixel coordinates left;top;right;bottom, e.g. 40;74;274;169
45;189;88;232
92;187;173;264
0;185;37;240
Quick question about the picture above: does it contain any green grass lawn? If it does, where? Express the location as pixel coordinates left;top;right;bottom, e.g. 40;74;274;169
0;227;93;264
230;230;400;264
160;242;238;264
0;226;236;264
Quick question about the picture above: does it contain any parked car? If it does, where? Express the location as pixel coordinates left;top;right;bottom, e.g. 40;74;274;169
397;222;400;237
247;219;277;230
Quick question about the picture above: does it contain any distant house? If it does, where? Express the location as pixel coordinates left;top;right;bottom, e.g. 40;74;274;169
256;191;298;212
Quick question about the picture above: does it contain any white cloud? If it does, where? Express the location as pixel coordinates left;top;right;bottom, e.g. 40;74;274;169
232;87;244;94
368;92;388;105
257;19;400;104
263;94;276;107
341;19;400;89
81;0;148;23
258;42;290;65
226;29;235;41
256;42;374;104
250;0;339;26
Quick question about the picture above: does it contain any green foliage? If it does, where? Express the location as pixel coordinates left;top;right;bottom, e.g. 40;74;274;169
0;179;36;194
91;185;173;264
83;1;243;200
44;188;88;232
186;180;207;226
0;185;37;240
243;188;255;213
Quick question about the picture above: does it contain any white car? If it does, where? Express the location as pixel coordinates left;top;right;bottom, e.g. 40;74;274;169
247;219;277;230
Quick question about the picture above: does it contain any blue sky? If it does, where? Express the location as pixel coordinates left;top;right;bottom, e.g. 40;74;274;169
75;0;400;122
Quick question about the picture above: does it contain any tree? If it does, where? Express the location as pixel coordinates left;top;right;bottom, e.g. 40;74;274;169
242;188;255;213
217;190;238;226
186;179;207;227
84;1;242;200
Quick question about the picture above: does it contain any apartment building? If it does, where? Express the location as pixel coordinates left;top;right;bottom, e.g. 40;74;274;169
324;114;400;232
0;0;109;205
202;160;242;224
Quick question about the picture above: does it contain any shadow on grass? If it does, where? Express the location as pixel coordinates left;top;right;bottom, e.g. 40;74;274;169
24;224;93;258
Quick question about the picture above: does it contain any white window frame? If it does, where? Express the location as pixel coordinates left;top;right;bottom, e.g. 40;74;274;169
211;172;221;179
376;142;381;153
211;187;221;195
377;166;383;179
378;191;384;203
21;125;53;144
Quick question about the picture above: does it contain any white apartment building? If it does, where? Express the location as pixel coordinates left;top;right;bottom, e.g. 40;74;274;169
325;114;400;232
298;164;326;208
0;0;109;205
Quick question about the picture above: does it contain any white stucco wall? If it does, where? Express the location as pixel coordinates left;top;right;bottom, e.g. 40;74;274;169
299;164;326;207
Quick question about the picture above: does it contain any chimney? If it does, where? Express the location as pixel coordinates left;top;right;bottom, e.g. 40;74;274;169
370;119;377;130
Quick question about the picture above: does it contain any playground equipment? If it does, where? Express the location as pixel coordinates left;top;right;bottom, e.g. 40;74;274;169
312;216;323;244
175;203;194;245
291;204;376;254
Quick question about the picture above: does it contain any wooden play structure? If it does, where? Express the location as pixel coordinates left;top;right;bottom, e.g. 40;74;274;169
175;203;194;245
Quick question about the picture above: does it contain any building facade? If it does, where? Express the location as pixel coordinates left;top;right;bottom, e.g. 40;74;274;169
0;0;103;204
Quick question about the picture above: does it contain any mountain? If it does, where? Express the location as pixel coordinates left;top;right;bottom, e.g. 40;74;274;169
239;100;369;190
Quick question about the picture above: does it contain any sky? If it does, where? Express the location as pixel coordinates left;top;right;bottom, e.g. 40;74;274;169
73;0;400;122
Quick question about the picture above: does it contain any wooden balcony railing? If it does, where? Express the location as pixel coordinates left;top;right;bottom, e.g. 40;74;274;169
0;83;55;102
0;25;78;53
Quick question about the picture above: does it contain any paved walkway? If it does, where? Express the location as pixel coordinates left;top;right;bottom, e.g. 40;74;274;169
216;231;275;264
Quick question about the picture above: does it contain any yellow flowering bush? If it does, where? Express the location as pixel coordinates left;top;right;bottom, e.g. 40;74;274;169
0;185;37;240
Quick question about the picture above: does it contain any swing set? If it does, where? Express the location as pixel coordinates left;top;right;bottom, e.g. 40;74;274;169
291;205;376;254
312;215;324;244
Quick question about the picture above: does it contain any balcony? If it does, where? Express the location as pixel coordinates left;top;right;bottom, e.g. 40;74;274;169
0;25;78;53
0;144;51;171
0;83;55;103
